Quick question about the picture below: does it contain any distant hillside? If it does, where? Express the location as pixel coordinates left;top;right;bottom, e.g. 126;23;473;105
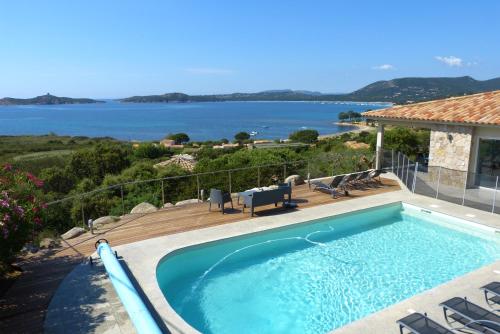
345;76;500;104
0;93;103;105
119;76;500;104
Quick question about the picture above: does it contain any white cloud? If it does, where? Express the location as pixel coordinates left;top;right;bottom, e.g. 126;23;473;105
372;64;395;70
184;67;234;75
435;56;463;67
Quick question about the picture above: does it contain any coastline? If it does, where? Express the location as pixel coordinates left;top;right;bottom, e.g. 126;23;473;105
318;122;373;139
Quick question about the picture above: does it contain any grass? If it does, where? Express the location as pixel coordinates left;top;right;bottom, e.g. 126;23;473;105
12;149;74;161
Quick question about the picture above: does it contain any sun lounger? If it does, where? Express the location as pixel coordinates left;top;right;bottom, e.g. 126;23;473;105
440;297;500;334
397;312;454;334
310;174;346;198
366;169;383;184
481;282;500;305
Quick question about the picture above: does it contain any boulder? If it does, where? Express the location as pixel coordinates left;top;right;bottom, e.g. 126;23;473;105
163;202;174;208
40;237;58;249
61;227;85;240
284;174;304;186
175;199;200;206
92;216;119;227
130;202;157;214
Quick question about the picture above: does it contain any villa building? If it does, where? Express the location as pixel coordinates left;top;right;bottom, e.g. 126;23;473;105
364;90;500;182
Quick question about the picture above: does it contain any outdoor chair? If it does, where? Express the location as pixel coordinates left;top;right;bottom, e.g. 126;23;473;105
440;297;500;334
397;312;454;334
366;169;383;185
278;182;292;202
208;188;233;214
242;188;286;216
310;174;346;198
350;170;373;188
340;173;359;190
481;282;500;305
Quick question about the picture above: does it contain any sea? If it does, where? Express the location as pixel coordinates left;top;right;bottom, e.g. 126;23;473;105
0;100;389;141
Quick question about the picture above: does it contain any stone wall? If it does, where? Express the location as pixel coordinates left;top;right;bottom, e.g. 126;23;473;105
428;124;474;171
428;124;474;188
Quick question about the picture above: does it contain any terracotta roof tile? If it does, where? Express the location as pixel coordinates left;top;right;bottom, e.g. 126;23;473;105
362;90;500;126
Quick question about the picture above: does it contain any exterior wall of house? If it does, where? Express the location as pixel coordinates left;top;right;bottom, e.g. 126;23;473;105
428;124;474;171
428;124;474;188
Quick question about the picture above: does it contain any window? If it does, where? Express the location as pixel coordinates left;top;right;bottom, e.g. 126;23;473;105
476;138;500;188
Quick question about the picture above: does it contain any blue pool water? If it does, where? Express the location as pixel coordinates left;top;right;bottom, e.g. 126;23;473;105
156;204;500;334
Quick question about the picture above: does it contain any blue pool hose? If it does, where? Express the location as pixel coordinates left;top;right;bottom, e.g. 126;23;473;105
97;241;162;334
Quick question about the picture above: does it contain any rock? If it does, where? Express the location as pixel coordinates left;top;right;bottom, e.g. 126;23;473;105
130;202;157;214
163;202;174;208
175;199;200;206
284;174;304;186
92;216;119;227
61;227;85;240
40;237;58;249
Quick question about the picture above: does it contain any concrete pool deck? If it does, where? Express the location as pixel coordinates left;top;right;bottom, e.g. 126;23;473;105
45;182;500;333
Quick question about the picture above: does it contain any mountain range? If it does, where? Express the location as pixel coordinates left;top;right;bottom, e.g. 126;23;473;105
120;76;500;104
2;76;499;105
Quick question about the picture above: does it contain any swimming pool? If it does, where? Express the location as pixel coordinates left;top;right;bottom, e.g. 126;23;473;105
156;203;500;334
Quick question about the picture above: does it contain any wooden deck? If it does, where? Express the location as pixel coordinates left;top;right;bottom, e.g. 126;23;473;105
0;178;400;333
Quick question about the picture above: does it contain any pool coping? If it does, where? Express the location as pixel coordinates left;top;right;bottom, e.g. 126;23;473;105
110;189;500;334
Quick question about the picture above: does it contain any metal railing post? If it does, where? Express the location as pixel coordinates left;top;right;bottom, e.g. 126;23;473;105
405;156;410;187
81;197;85;228
397;152;400;178
196;175;200;201
461;171;468;206
228;171;232;194
391;149;395;173
121;185;125;215
435;166;442;198
412;162;418;193
492;176;499;214
257;166;261;188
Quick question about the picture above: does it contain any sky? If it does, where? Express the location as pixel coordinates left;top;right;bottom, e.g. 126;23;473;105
0;0;499;98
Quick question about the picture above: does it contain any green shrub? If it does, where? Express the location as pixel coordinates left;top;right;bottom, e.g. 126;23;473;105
289;129;319;143
0;164;46;267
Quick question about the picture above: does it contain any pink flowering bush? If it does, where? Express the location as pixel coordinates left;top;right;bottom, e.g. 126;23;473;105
0;164;46;265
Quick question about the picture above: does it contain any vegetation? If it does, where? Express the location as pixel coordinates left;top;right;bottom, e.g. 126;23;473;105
0;127;430;243
119;76;500;104
289;129;319;143
0;164;46;271
166;133;190;144
0;93;103;105
234;131;250;142
338;110;363;122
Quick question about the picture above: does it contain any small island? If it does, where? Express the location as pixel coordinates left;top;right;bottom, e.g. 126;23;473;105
0;93;104;106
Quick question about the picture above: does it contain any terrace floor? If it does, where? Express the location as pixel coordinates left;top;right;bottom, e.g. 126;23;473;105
0;177;400;334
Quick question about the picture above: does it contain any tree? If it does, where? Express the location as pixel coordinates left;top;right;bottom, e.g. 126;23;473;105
289;129;319;143
133;143;171;160
338;112;349;122
167;133;190;144
234;132;250;142
39;167;75;194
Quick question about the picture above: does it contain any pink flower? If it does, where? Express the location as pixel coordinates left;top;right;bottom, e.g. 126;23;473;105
14;206;24;218
0;199;9;208
3;164;12;171
34;217;42;225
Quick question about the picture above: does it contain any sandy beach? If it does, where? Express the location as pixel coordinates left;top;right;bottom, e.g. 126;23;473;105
318;122;374;139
